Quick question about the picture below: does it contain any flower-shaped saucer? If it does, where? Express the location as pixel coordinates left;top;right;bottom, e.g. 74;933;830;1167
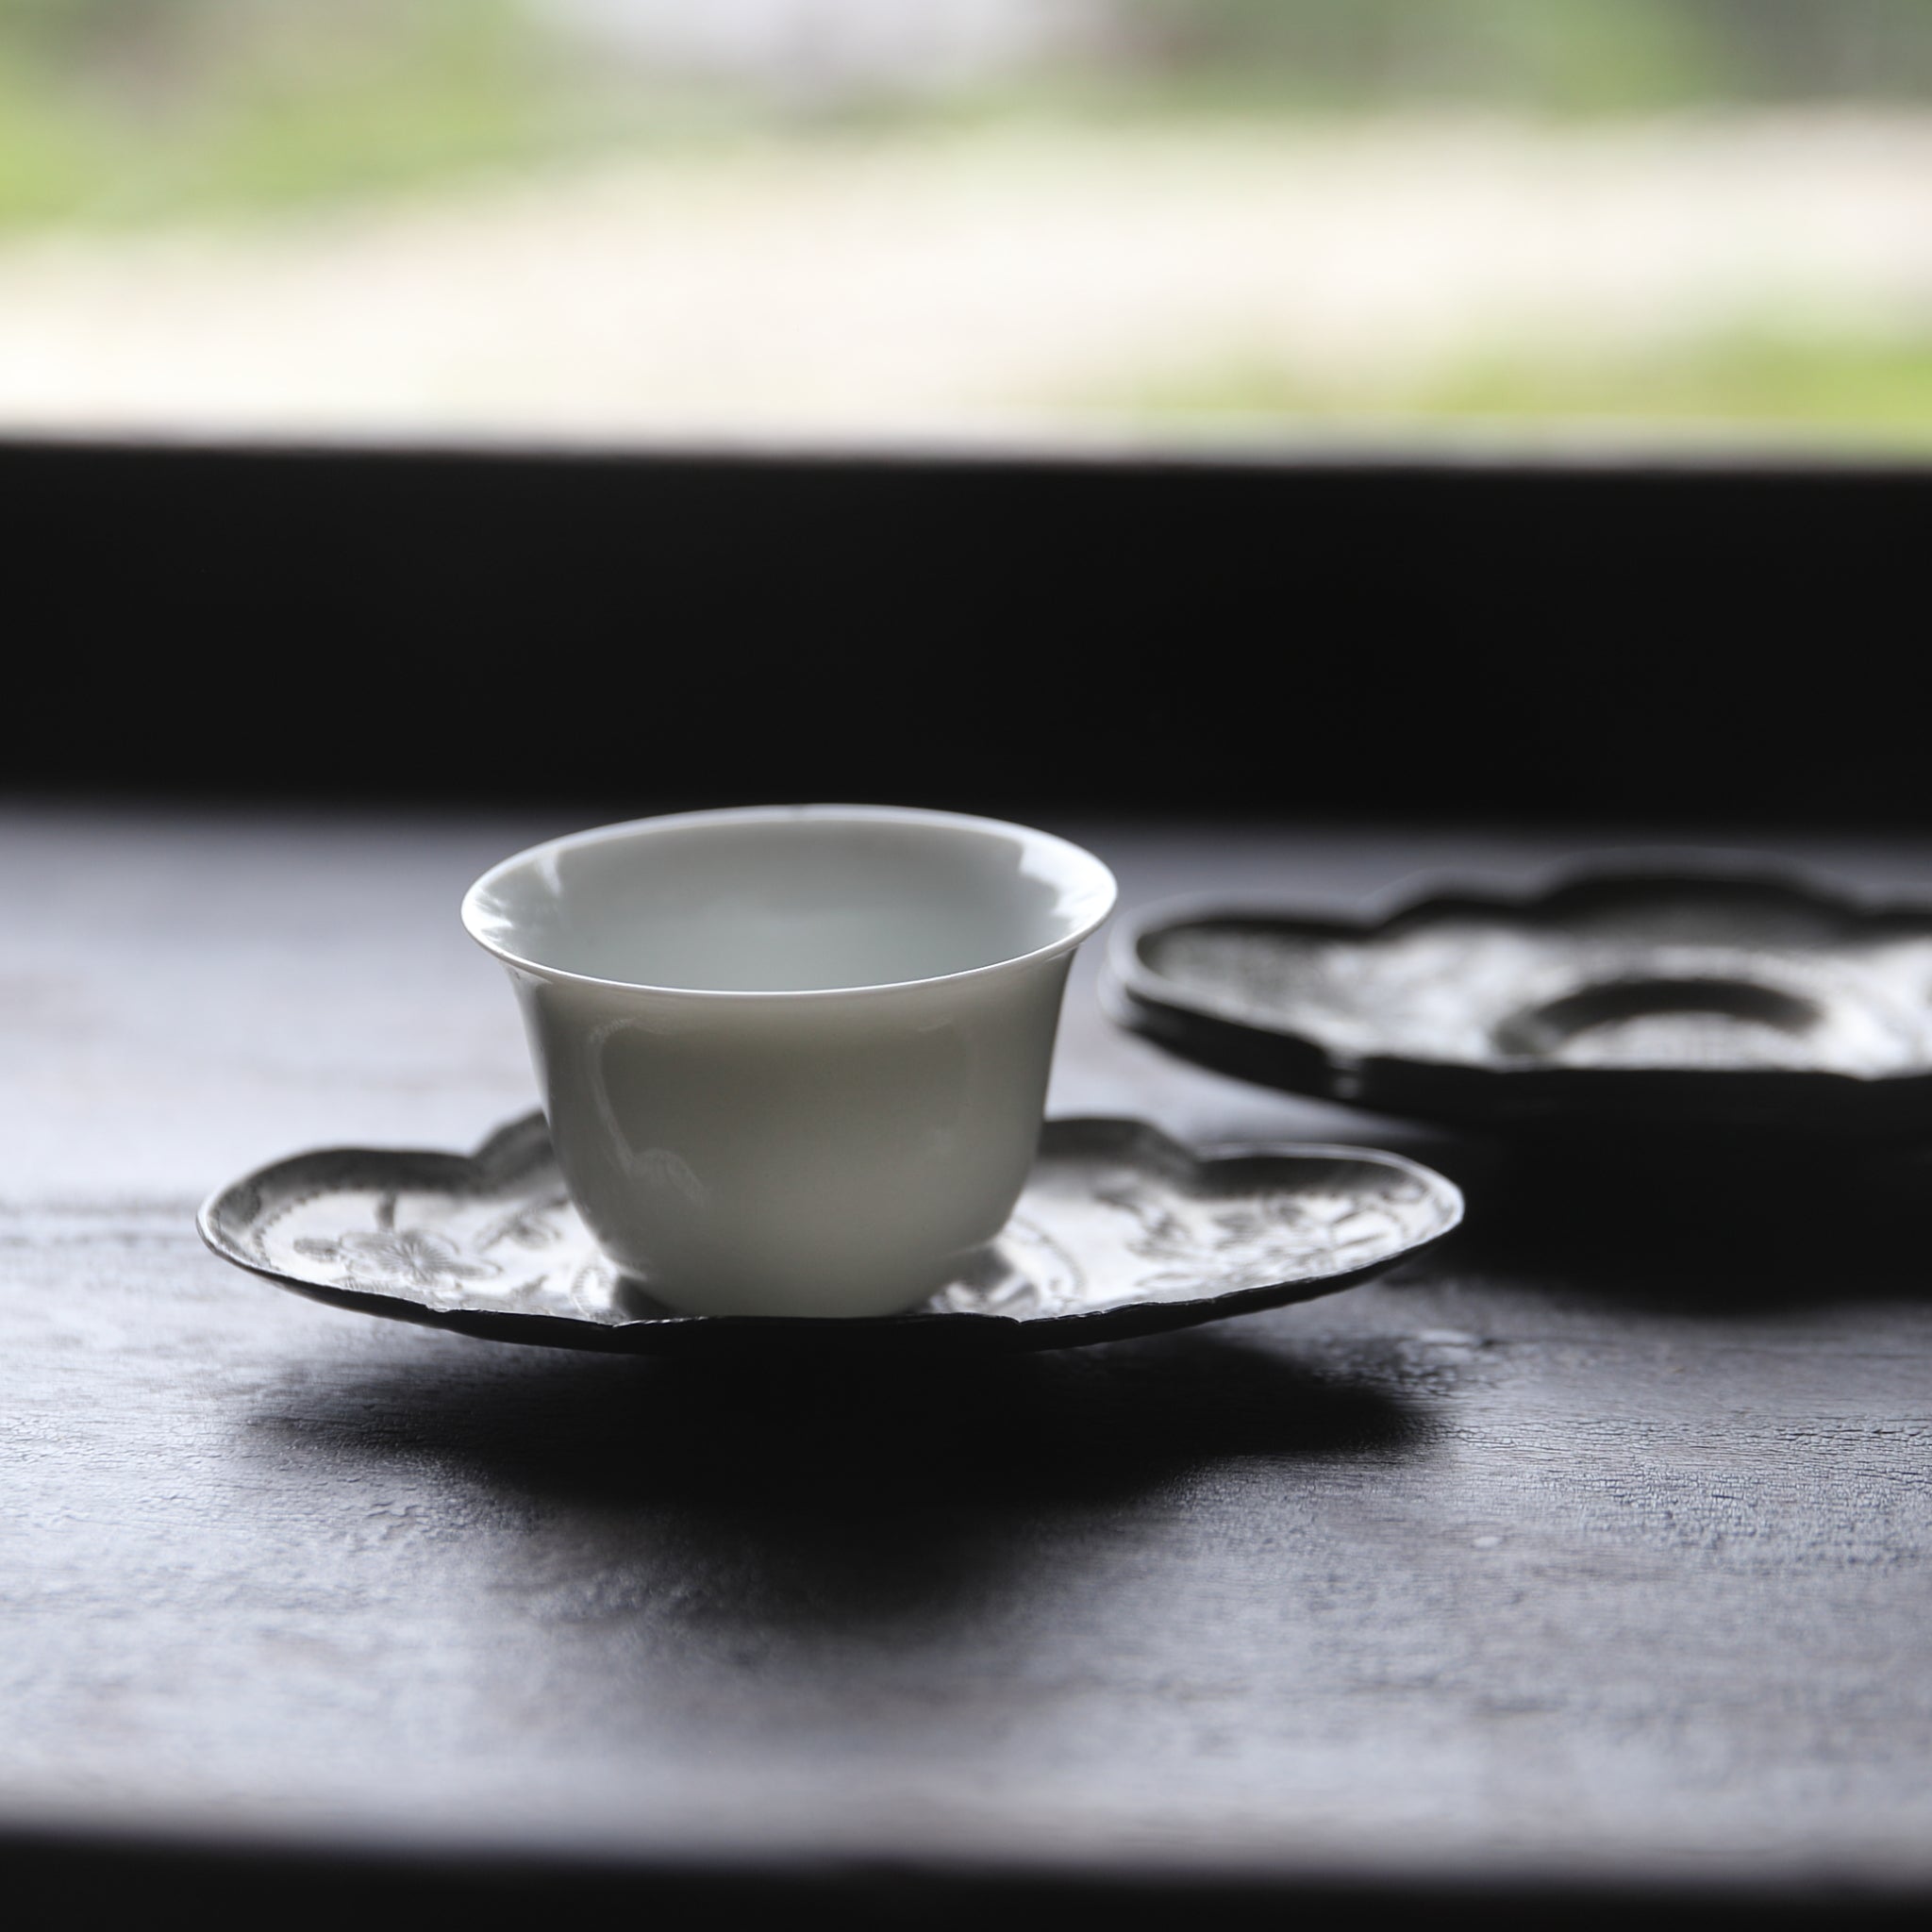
1105;865;1932;1140
198;1114;1461;1357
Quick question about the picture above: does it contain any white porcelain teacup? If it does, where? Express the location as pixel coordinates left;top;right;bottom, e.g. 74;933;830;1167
462;806;1117;1319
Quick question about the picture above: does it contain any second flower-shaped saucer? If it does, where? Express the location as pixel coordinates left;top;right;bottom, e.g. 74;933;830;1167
199;1114;1461;1357
1106;865;1932;1139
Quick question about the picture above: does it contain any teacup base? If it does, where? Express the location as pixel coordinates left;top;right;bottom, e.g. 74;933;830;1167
610;1254;976;1323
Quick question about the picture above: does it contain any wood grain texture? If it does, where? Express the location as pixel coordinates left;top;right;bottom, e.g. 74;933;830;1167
6;807;1932;1915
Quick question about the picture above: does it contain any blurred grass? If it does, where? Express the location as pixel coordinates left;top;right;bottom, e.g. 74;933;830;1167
1094;328;1932;447
6;3;1932;446
1099;0;1729;116
0;0;753;230
6;2;1932;230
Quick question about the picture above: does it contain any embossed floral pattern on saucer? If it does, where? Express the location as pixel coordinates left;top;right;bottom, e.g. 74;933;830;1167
199;1115;1461;1357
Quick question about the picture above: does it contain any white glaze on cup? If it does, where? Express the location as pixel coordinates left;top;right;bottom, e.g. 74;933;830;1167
462;806;1117;1318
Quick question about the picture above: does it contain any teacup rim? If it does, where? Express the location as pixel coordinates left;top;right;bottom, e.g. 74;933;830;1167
461;803;1119;1001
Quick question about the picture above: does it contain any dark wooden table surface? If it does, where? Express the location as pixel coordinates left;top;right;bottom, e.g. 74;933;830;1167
8;804;1932;1921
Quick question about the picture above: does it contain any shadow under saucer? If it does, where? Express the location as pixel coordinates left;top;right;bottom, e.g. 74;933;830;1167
252;1326;1434;1635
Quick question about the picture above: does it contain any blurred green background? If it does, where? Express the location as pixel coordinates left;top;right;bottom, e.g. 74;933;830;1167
8;2;1932;228
4;1;1932;444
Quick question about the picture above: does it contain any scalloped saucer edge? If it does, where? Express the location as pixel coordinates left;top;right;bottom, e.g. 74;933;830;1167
198;1113;1463;1357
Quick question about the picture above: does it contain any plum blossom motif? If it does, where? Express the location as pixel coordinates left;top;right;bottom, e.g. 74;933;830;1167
476;1191;571;1253
293;1224;500;1292
1100;1184;1418;1296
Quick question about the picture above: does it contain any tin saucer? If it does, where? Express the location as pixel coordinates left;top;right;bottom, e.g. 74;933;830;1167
198;1113;1461;1357
1105;864;1932;1139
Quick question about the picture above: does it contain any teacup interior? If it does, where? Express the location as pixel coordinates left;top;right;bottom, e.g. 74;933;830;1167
468;809;1116;992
